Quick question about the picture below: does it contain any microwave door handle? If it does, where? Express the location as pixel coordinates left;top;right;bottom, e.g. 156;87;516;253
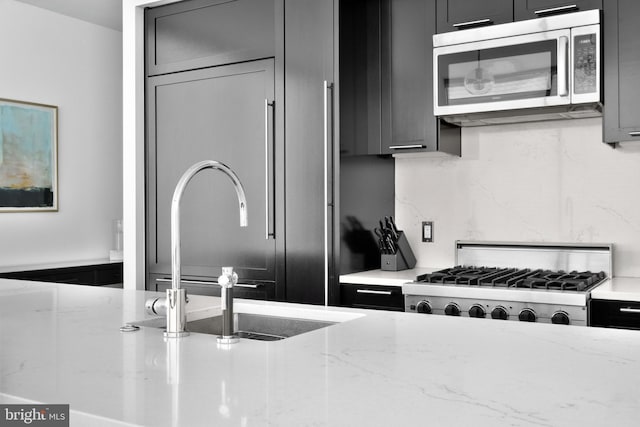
558;36;569;97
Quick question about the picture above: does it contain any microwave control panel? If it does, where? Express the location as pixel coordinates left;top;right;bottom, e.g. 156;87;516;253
573;33;598;94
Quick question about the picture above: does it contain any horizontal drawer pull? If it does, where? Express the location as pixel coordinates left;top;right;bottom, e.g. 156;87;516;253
452;18;492;28
620;307;640;314
628;131;640;137
389;144;426;150
356;289;394;296
535;4;578;15
235;283;263;289
156;278;263;288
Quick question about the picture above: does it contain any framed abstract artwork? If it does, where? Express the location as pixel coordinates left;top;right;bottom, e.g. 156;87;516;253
0;98;58;212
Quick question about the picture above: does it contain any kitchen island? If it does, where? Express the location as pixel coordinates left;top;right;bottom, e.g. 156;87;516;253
1;279;639;426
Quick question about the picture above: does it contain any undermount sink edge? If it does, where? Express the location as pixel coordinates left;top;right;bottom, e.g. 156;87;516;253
130;303;366;341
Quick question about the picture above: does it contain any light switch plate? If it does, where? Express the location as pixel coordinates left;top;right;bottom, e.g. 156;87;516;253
422;221;433;242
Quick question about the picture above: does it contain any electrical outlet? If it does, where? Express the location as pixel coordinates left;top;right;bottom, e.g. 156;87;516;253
422;221;433;242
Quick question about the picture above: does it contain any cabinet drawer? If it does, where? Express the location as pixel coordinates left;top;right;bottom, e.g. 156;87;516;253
340;284;404;311
153;277;275;301
590;299;640;330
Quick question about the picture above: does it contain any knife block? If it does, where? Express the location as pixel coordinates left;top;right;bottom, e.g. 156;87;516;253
381;231;416;271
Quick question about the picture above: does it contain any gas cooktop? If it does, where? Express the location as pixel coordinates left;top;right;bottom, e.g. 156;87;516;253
416;266;606;292
403;241;613;326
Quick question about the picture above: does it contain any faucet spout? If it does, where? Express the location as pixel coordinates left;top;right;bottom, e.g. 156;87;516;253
163;160;248;339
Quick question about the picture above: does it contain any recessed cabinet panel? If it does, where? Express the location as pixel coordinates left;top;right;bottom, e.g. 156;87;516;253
436;0;513;33
146;0;275;75
513;0;601;21
147;60;276;283
603;0;640;143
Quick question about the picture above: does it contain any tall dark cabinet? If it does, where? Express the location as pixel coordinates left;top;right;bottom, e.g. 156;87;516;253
603;0;640;144
284;0;340;305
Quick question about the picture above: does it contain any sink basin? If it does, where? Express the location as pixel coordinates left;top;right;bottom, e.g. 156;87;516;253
133;312;337;341
188;313;336;341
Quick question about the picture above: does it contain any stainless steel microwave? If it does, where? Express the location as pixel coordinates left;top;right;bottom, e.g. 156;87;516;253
433;10;601;126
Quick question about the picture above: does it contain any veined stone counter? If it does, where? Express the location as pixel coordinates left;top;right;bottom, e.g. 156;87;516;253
1;279;639;426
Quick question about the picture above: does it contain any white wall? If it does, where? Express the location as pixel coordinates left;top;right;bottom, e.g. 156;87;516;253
396;118;640;277
0;0;122;267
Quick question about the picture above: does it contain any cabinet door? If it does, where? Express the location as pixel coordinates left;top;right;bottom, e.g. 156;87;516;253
603;0;640;143
436;0;513;33
284;0;337;305
147;60;277;284
339;0;383;156
146;0;275;75
381;0;461;155
514;0;601;21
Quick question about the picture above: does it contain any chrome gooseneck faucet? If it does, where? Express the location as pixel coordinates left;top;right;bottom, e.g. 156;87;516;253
162;160;248;339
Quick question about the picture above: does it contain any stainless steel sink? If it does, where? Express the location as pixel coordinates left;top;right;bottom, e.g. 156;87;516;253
133;312;336;341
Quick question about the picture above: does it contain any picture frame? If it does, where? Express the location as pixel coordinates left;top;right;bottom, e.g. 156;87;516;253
0;98;58;212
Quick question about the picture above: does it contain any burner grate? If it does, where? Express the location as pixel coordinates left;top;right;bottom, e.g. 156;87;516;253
418;267;606;292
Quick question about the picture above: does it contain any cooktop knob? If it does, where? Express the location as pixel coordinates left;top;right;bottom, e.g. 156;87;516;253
444;303;461;316
468;304;486;318
518;308;537;322
551;311;570;325
416;300;432;314
491;306;509;320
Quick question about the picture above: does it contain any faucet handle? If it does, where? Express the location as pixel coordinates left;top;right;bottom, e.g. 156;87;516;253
218;266;238;288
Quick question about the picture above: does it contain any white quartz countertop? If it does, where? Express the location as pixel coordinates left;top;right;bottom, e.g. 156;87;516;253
590;277;640;301
1;279;640;426
339;267;436;286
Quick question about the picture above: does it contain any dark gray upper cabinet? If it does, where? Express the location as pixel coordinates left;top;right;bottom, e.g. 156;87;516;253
146;0;275;76
339;0;383;156
513;0;601;21
436;0;513;33
146;60;279;285
382;0;460;156
603;0;640;144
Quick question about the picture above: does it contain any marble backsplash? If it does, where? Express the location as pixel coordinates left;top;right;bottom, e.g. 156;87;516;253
395;117;640;277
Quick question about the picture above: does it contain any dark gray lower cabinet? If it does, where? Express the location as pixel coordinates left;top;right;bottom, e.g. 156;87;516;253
340;284;404;311
0;263;123;287
590;299;640;330
603;0;640;144
146;59;281;291
152;275;275;300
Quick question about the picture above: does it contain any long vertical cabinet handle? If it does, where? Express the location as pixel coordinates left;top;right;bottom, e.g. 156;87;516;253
265;99;275;240
323;81;334;306
557;36;569;97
